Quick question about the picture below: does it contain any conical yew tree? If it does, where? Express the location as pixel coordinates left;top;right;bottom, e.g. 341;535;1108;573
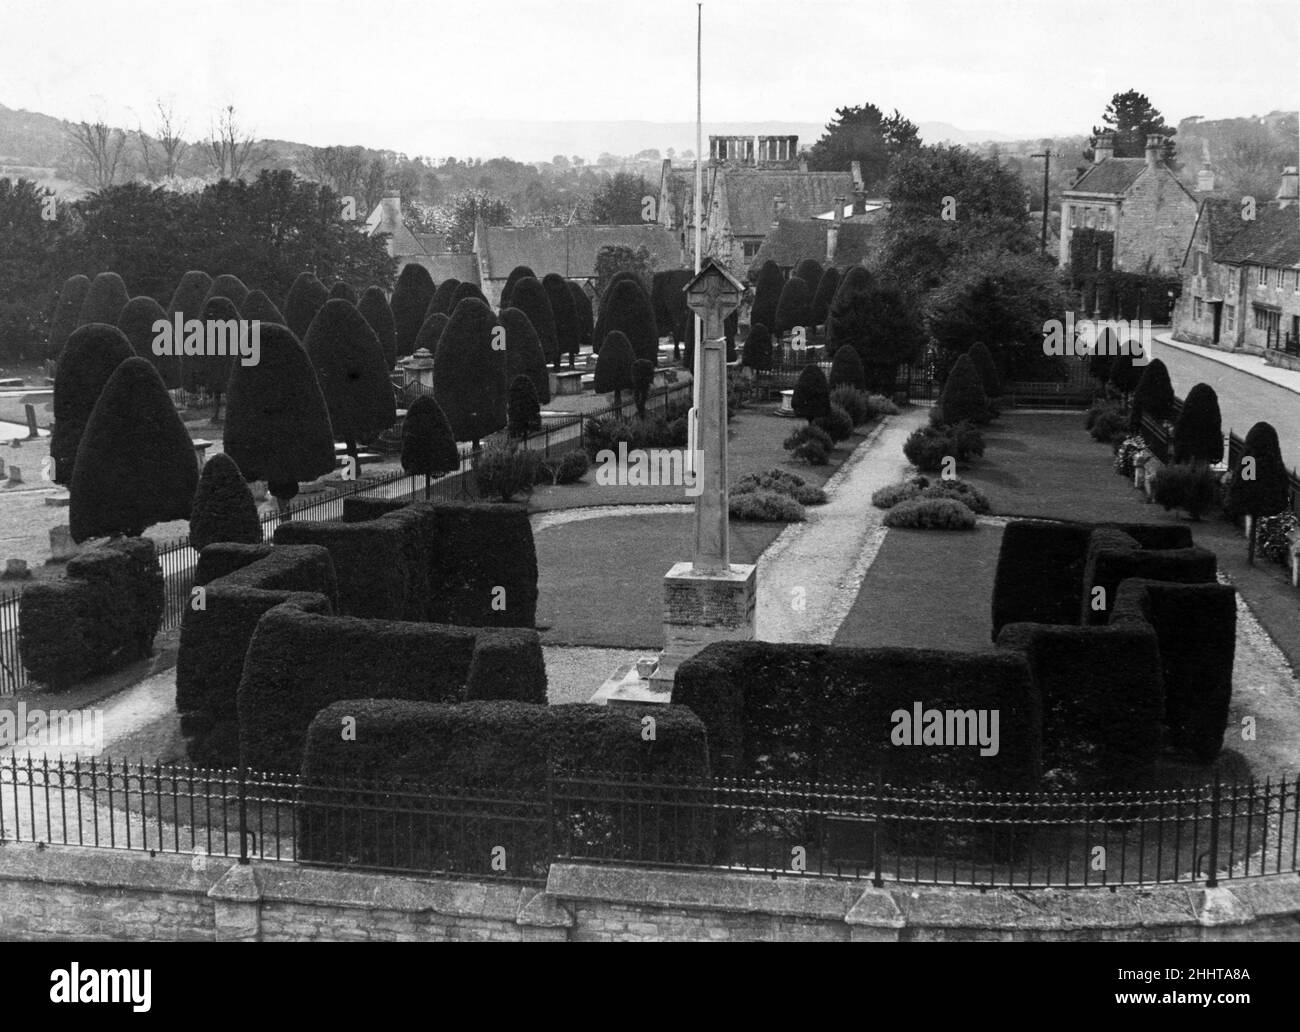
451;281;488;310
390;264;436;356
828;340;866;390
303;299;397;461
598;278;657;366
166;270;212;320
651;269;693;361
224;323;336;512
592;270;648;353
433;297;507;448
1108;353;1141;395
50;324;135;485
792;364;831;423
741;323;773;372
117;296;178;386
329;281;358;303
935;353;990;426
1129;358;1175;432
750;261;785;333
968;342;1003;399
543;273;579;368
189;452;263;552
78;272;130;327
428;278;460;317
1226;421;1289;564
241;290;287;327
594;330;635;411
774;277;812;335
401;394;461;498
1173;383;1223;465
282;272;329;341
188;296;243;419
793;258;824;294
413;312;450;355
808;267;840;328
509;276;559;368
69;357;199;542
500;307;551;404
357;286;397;368
499;266;536;309
48;274;90;359
826;265;873;355
568;280;594;353
204;274;250;312
508;375;541;437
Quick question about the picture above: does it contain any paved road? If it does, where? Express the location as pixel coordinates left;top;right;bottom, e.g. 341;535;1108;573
1152;339;1300;455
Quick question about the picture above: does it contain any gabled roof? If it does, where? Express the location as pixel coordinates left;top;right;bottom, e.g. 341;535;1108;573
1182;198;1240;267
476;223;683;281
365;198;433;259
748;214;886;274
1215;204;1300;268
423;254;480;284
1065;158;1148;196
716;169;857;236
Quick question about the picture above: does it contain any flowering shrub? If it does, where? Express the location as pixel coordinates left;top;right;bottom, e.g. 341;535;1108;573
1114;435;1146;478
1258;512;1299;565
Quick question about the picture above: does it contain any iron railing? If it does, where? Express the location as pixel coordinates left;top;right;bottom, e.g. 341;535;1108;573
1;757;1297;890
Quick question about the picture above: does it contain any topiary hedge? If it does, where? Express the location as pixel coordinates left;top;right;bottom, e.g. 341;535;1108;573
1081;529;1217;625
273;518;420;620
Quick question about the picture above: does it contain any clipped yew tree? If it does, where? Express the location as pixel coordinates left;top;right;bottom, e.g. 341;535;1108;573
329;281;358;303
204;273;250;312
509;276;559;368
167;270;213;320
568;281;594;353
224;323;336;513
357;286;397;368
651;269;693;361
968;341;1003;399
1226;421;1289;564
452;281;488;310
828;340;866;390
241;289;286;327
390;265;437;355
50;324;134;485
117;296;174;384
500;307;551;404
303;298;397;461
499;265;536;309
69;358;199;542
599;277;658;366
401;395;461;498
1172;382;1223;465
190;453;262;552
428;277;461;317
826;265;873;355
1108;353;1141;395
433;297;507;449
413;312;450;355
751;260;785;333
508;375;542;437
283;271;329;340
793;258;824;294
78;271;130;327
741;323;773;373
774;277;812;335
188;296;243;419
808;267;840;328
48;274;90;359
543;273;579;367
792;364;831;423
935;353;990;426
1128;357;1175;432
595;330;636;411
593;270;647;354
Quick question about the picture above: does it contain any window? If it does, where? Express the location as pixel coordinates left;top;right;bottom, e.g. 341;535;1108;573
1085;207;1095;228
1225;305;1235;332
1258;265;1268;286
1193;297;1204;320
1069;205;1078;229
741;240;761;259
1276;267;1284;288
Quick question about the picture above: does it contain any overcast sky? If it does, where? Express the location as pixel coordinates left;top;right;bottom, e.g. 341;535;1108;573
1;0;1295;157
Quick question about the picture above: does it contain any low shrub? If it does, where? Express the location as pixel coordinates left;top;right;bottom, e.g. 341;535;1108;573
1088;405;1130;445
920;478;991;514
473;439;541;502
882;497;977;530
1113;434;1146;478
830;385;870;426
865;393;900;417
1151;463;1219;520
1258;512;1299;565
733;468;827;505
538;449;589;485
814;402;854;442
902;423;983;471
783;425;833;465
871;477;927;509
729;488;806;522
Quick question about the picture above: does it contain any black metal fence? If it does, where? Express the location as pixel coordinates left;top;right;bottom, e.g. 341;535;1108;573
2;756;1297;890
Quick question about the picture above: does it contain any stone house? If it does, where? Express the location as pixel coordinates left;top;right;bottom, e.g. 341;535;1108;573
747;200;888;277
1058;133;1200;276
364;195;480;285
1173;167;1300;358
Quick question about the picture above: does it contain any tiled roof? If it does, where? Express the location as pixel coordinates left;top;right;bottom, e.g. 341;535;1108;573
1215;204;1300;268
423;254;480;284
748;215;886;273
1066;158;1148;196
718;169;857;236
477;223;683;281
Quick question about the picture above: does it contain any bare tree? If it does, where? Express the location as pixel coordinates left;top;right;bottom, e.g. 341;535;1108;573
305;145;368;201
66;120;127;189
204;105;264;180
153;101;189;179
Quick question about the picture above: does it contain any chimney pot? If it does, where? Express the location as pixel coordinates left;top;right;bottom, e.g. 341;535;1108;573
1278;166;1299;207
1145;134;1163;172
833;196;845;224
1094;132;1115;164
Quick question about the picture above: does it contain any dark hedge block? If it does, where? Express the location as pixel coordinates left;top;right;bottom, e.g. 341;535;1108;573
194;543;275;585
273;519;414;620
672;641;1040;791
1083;533;1217;625
463;629;548;704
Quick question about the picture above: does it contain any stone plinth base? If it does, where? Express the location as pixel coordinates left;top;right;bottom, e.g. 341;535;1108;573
551;371;585;396
651;561;757;692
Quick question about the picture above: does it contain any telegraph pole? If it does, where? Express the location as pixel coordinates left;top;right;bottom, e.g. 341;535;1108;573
1031;146;1056;255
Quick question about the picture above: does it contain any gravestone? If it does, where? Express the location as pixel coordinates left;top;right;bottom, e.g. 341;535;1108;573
2;558;31;580
5;465;21;485
49;525;78;563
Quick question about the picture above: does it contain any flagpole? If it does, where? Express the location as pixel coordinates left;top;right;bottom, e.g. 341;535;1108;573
690;2;703;463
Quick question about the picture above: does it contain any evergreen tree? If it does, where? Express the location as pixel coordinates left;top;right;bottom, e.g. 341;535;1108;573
166;270;212;320
187;296;243;419
428;277;461;317
568;280;594;353
632;358;655;419
224;322;336;512
413;312;450;355
499;265;536;309
1128;358;1175;432
303;298;398;462
598;277;658;366
388;264;436;356
507;374;541;437
451;280;488;309
774;277;812;335
433;297;507;448
592;269;647;353
78;271;130;327
500;307;551;404
826;265;873;352
967;341;1003;398
204;273;250;312
69;357;199;542
1172;382;1223;465
241;290;287;326
828;341;866;390
935;353;990;426
509;276;559;368
807;102;920;185
401;395;461;498
832;282;925;393
543;273;579;368
282;271;329;341
50;324;134;485
329;281;358;303
117;296;178;387
1109;353;1141;395
792;258;824;294
48;274;90;359
741;323;773;373
808;267;840;328
1087;89;1177;164
750;260;785;333
594;330;636;411
357;286;397;368
190;452;263;552
651;269;693;362
1226;421;1289;564
792;364;831;423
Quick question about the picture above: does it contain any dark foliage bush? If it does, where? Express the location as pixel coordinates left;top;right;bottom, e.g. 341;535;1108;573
356;286;397;367
1128;358;1175;432
451;281;488;309
50;324;136;486
328;281;357;303
543;273;579;363
241;289;287;328
920;478;991;514
750;260;784;332
792;363;831;422
20;537;164;691
933;353;991;426
499;266;535;310
273;519;416;620
190;453;263;553
181;294;242;405
1108;353;1141;394
829;384;870;425
597;277;658;366
729;488;806;522
903;423;983;471
48;274;90;359
732;468;826;505
568;280;594;352
69;353;196;543
117;295;178;387
1081;528;1217;625
808;267;839;327
412;311;449;357
632;358;654;419
871;477;926;509
428;277;461;318
828;340;866;390
401;394;461;495
303;298;397;455
78;272;130;327
166;270;212;321
433;298;506;446
507;374;541;437
740;323;773;372
500;307;551;404
204;274;250;312
1172;382;1223;465
650;269;693;348
389;264;436;355
1225;421;1288;521
1152;463;1220;520
967;341;1002;397
538;449;590;485
792;258;823;292
773;277;811;335
509;276;559;368
594;330;635;407
282;271;329;341
783;424;833;465
882;497;976;530
814;402;853;442
473;439;540;501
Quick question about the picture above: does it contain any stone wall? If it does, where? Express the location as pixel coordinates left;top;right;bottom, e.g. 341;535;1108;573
1;843;1298;941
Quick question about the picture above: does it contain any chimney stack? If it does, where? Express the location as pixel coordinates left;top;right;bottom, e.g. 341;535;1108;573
1277;166;1299;208
827;196;845;263
1145;134;1163;172
850;160;864;192
1094;132;1115;164
771;195;785;229
1196;163;1216;193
